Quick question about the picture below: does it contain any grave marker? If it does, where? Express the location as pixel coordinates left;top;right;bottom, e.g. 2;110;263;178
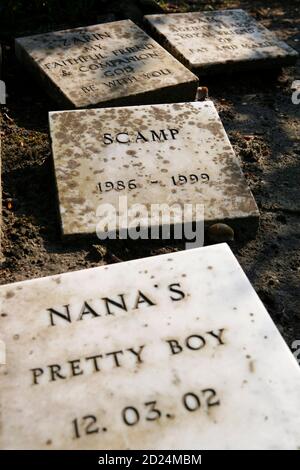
49;100;259;240
144;9;298;74
0;244;300;449
15;20;198;108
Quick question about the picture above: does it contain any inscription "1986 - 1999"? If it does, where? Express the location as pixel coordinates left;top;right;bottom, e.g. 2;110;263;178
96;173;210;194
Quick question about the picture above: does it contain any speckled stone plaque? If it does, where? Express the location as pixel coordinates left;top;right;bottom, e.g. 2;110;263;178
15;20;198;108
1;243;300;449
49;100;259;240
144;9;298;74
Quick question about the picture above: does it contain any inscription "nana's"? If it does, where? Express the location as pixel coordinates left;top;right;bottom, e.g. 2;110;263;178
47;283;185;327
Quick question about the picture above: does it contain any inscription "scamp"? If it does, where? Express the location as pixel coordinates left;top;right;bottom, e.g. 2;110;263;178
103;128;179;145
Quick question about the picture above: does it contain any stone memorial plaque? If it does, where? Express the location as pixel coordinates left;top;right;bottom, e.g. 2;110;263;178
1;243;300;450
49;100;259;240
144;9;298;74
15;20;198;108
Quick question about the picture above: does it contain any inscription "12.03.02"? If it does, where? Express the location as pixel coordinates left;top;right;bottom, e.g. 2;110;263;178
72;387;220;439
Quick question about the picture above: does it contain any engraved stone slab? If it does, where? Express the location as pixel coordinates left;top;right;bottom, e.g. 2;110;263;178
1;243;300;450
49;100;259;240
15;20;198;108
0;43;2;258
144;9;298;74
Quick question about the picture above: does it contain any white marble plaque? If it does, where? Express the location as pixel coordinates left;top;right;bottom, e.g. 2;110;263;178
15;20;198;108
49;100;259;240
144;9;298;74
0;244;300;449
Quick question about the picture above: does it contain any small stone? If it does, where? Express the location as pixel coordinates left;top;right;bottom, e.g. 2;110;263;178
4;198;16;211
207;223;235;243
196;86;208;101
91;244;107;260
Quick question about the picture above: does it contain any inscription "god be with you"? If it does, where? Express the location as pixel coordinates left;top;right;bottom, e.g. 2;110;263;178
30;329;226;385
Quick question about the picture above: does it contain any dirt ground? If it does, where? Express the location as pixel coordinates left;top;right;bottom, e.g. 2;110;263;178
0;0;299;351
